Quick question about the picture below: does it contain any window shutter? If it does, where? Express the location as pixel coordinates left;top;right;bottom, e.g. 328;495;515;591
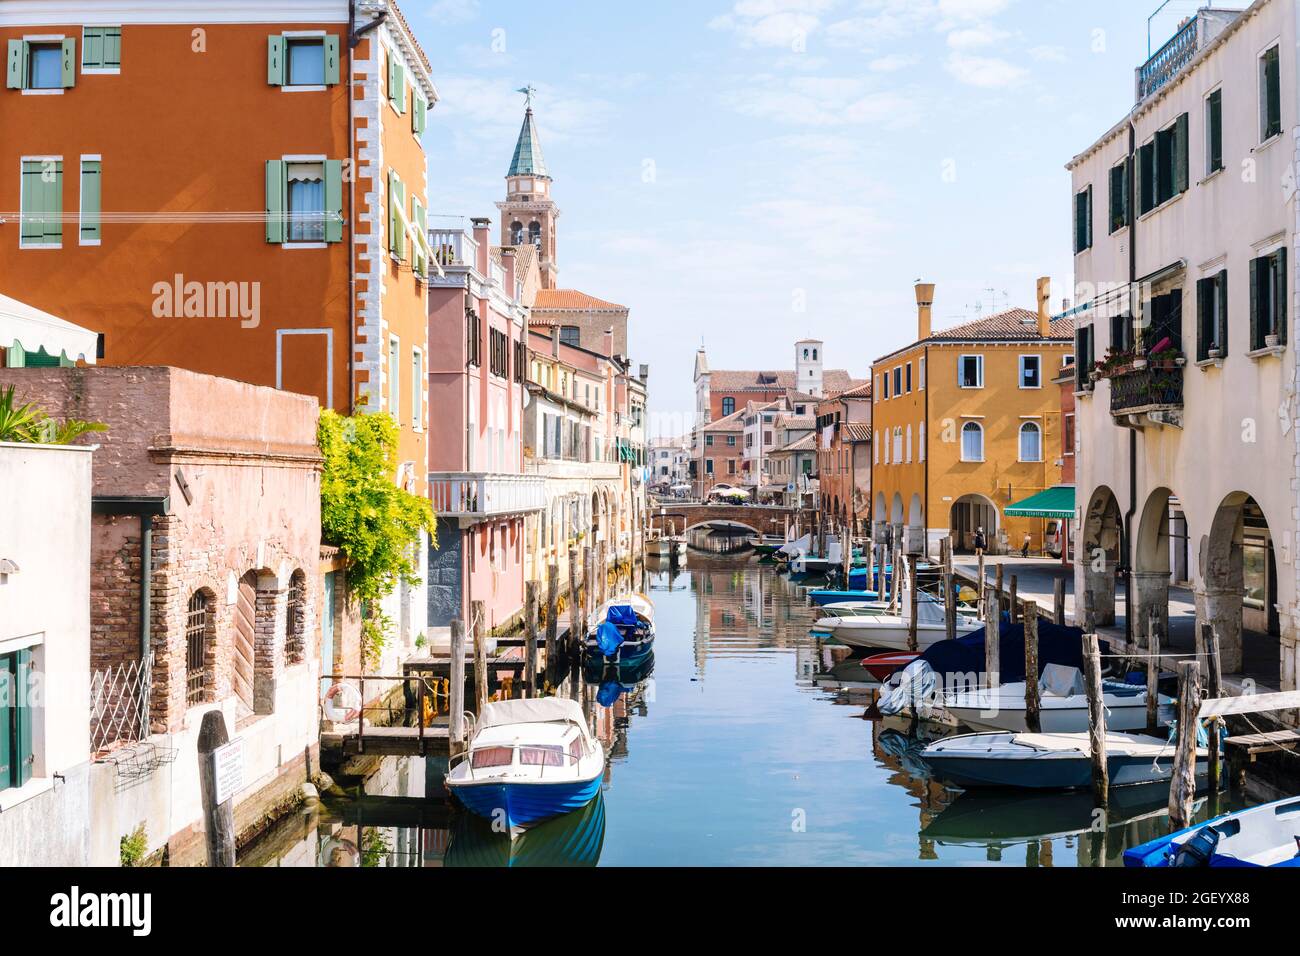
1274;248;1288;345
6;39;23;89
1195;276;1211;360
413;94;426;136
324;34;340;85
1173;112;1189;194
83;28;103;70
1085;185;1093;249
1074;192;1084;253
265;159;286;243
0;657;10;787
61;37;76;87
1209;90;1223;172
44;161;63;245
14;650;33;788
105;26;121;69
1217;269;1229;357
267;35;285;86
81;159;101;243
323;159;343;243
387;51;399;108
412;197;427;275
1249;256;1260;350
394;62;406;112
1266;49;1281;137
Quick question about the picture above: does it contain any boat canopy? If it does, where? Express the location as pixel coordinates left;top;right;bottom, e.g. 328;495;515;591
1005;485;1075;519
607;604;639;627
478;697;587;732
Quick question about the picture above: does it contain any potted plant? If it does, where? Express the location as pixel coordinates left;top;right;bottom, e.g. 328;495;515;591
1266;332;1280;348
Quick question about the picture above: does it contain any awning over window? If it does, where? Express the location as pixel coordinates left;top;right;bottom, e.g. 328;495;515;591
0;293;98;364
1005;485;1075;519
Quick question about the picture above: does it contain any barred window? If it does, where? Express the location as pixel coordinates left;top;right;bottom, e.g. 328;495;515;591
285;570;306;665
186;591;212;706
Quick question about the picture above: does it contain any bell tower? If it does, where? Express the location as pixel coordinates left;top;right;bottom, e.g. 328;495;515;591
496;85;560;289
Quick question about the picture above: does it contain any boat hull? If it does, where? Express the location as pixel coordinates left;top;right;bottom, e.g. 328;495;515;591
862;652;920;682
827;621;980;652
808;589;879;606
1123;796;1300;868
944;688;1172;734
449;776;603;830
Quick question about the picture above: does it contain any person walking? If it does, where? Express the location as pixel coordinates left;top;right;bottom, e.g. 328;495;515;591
973;526;987;553
1021;531;1033;558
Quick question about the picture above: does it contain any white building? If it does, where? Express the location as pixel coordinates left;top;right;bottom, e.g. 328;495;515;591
1066;0;1298;697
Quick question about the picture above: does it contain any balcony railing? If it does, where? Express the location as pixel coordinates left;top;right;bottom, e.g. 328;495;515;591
1136;17;1199;100
429;228;478;269
428;472;546;518
1109;364;1184;420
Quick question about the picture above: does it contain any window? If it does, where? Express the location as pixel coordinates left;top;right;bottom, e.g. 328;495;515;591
387;48;405;112
471;746;514;769
0;649;35;792
465;308;481;367
1019;421;1042;462
7;38;74;90
1110;311;1133;353
919;421;925;461
79;157;100;245
513;340;525;384
705;459;714;476
509;220;523;244
20;158;62;248
721;397;735;416
728;460;736;475
285;572;306;665
1205;88;1223;175
185;592;211;706
1019;355;1041;389
892;366;902;396
1250;248;1287;350
763;430;773;445
1108;159;1130;233
1260;45;1281;142
883;372;890;399
412;349;423;426
905;425;912;463
388;336;400;413
958;354;983;388
905;362;912;393
1063;414;1075;456
82;26;121;72
558;326;580;348
413;93;427;136
1196;270;1229;360
1075;325;1095;387
266;159;342;244
411;196;427;277
726;435;736;447
287;38;325;85
387;169;406;257
1138;113;1189;214
919;356;926;390
1073;184;1092;253
892;427;902;462
705;435;714;446
489;327;509;378
529;221;541;246
961;422;984;462
268;34;339;87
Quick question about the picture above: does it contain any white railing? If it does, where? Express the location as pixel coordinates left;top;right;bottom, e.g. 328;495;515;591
430;228;478;269
91;652;153;755
428;472;546;517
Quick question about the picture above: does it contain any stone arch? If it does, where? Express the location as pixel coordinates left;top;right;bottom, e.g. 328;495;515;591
874;491;887;524
510;220;524;245
1080;485;1123;628
1131;487;1177;648
949;493;998;552
1201;491;1278;677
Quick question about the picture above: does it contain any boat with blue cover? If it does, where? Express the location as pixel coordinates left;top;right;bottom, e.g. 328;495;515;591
446;697;604;831
808;587;880;606
1123;796;1300;868
583;593;655;664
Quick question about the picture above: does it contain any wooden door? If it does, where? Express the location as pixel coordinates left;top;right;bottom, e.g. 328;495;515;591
232;572;257;714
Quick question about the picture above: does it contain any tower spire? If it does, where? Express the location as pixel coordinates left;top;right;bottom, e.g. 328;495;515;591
498;85;560;288
507;86;548;178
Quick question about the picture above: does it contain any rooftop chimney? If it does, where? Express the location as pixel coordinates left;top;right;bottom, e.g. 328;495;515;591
604;326;614;358
501;246;516;300
471;217;491;276
1036;276;1051;337
915;282;935;340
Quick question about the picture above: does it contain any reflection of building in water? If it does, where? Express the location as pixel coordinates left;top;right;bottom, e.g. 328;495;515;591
689;566;822;674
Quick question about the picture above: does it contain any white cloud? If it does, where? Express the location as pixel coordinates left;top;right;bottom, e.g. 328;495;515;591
431;77;616;144
427;0;480;24
709;0;835;48
945;53;1027;88
946;25;1010;49
719;74;919;127
1028;44;1068;63
937;0;1012;20
869;53;919;73
824;2;938;49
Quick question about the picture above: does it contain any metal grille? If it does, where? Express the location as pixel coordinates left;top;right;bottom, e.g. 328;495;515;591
186;591;209;705
286;574;305;663
90;652;154;755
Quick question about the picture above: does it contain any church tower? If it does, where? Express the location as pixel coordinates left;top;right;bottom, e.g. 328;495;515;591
496;86;560;289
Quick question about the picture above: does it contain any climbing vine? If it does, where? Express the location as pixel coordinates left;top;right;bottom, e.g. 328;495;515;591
318;410;436;666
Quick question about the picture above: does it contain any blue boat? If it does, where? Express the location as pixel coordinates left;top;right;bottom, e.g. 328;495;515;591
446;697;605;831
583;594;655;664
1123;796;1300;868
446;790;606;867
808;588;880;607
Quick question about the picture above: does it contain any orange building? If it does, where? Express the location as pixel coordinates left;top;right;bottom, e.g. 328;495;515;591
0;1;435;494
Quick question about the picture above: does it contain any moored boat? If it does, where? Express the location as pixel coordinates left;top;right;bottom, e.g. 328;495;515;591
446;697;605;830
1123;796;1300;868
584;593;655;663
861;651;921;682
814;596;981;651
808;588;880;607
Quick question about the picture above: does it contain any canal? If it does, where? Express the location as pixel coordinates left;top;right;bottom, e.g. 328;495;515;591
242;555;1241;867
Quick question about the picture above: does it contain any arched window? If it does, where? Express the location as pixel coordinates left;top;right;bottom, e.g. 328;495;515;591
919;421;926;462
529;221;541;246
1019;421;1042;462
185;590;215;706
803;348;809;359
510;221;524;245
722;397;735;416
905;425;912;463
285;570;306;665
961;421;984;462
892;427;902;462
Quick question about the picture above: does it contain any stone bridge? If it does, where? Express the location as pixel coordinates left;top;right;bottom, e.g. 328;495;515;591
647;502;810;537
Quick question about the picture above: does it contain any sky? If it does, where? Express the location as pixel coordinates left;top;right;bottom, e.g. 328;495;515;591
411;0;1210;435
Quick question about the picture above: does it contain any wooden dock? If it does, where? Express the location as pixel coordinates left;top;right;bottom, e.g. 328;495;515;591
323;722;452;757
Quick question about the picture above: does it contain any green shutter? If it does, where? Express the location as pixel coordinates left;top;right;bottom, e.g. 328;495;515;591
1196;276;1211;360
1208;90;1223;172
1217;270;1229;356
1085;185;1093;249
13;650;33;788
387;52;399;108
0;656;11;789
6;40;23;89
83;28;103;70
1249;257;1260;350
1173;112;1189;194
267;35;285;86
413;94;426;136
80;159;101;243
104;27;121;69
60;37;75;87
324;34;340;85
1274;248;1288;345
1265;48;1281;138
412;197;426;275
324;159;343;243
23;160;65;247
266;159;286;243
388;170;406;257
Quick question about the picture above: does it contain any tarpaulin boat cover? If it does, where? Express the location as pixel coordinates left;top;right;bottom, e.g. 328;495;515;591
597;680;624;707
1040;663;1085;698
479;697;587;731
607;604;639;627
919;620;1104;685
596;621;626;657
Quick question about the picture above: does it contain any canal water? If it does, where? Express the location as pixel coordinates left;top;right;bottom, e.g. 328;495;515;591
242;556;1238;868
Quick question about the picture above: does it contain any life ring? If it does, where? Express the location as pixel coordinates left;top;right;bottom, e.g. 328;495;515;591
322;682;362;723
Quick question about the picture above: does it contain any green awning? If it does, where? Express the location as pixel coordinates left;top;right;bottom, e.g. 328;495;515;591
1005;485;1075;519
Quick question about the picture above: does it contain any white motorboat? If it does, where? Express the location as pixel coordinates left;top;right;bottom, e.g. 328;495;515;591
446;697;605;829
923;730;1209;790
814;595;981;650
1125;796;1300;868
942;664;1176;733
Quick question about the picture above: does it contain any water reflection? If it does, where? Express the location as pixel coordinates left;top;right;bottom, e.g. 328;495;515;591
242;561;1244;868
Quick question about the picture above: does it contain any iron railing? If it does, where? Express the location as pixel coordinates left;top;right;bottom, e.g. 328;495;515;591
1136;16;1199;100
1109;364;1184;415
90;652;153;754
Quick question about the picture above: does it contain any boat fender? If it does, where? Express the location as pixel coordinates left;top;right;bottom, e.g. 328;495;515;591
323;682;362;723
1172;826;1220;867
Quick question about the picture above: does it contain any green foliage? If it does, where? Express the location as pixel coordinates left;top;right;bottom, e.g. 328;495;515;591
0;385;106;445
360;828;391;867
318;410;435;665
120;824;148;867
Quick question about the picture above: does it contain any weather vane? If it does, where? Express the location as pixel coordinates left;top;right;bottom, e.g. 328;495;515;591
517;84;537;109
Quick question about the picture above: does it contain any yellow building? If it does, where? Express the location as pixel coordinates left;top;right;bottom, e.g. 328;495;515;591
871;279;1073;557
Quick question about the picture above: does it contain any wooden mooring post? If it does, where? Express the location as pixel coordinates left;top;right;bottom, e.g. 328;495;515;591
994;563;1004;616
567;547;579;651
582;546;594;646
1146;612;1161;735
1008;574;1018;624
1053;577;1066;626
1023;601;1041;734
866;538;875;597
545;563;559;668
472;600;488;714
907;554;919;653
524;581;538;697
942;536;956;643
449;619;466;753
1200;622;1223;798
1168;660;1201;830
1082;631;1109;807
976;549;986;618
841;522;852;587
984;586;1000;688
197;710;236;868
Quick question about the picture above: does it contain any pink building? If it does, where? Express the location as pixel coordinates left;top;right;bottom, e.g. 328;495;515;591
426;218;545;634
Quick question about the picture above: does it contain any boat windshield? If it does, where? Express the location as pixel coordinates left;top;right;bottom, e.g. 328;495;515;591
519;745;567;767
470;746;515;769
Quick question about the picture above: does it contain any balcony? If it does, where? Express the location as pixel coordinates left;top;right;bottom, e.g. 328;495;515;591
429;228;478;269
428;472;545;518
1135;9;1239;102
1108;364;1184;429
